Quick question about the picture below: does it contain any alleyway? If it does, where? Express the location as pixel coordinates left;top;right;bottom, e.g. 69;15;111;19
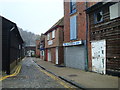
2;57;75;88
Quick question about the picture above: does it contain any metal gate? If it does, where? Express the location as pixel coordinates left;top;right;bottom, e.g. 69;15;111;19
91;40;106;74
64;46;86;70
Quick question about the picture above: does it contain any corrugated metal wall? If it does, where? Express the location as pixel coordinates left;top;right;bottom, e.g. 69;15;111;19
64;45;86;70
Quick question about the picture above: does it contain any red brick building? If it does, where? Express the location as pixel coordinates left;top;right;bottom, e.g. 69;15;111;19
36;39;40;57
44;17;64;65
63;1;96;70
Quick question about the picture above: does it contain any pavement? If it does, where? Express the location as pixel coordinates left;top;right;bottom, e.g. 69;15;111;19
2;57;75;88
33;57;120;89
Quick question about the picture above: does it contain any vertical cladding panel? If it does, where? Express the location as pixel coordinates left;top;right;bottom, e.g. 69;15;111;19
64;45;86;70
0;17;2;71
10;30;20;64
2;17;11;74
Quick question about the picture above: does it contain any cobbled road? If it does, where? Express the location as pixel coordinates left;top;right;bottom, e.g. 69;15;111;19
2;57;66;88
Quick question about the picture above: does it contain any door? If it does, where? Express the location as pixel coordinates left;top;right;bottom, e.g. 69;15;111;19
46;49;48;61
48;49;51;62
64;46;86;70
56;47;58;64
91;40;106;74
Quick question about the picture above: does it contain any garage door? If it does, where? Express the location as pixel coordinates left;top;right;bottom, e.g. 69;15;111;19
64;46;86;70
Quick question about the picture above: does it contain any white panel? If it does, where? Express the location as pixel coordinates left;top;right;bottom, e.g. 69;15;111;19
48;40;53;45
56;47;58;64
48;50;51;61
91;40;106;74
109;2;120;20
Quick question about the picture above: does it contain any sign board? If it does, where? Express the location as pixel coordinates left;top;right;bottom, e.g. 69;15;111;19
63;40;82;46
48;40;53;45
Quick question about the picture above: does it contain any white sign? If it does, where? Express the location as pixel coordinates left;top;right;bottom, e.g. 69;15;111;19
48;40;53;45
63;40;82;46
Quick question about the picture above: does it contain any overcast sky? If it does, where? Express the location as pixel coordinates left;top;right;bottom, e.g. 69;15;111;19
0;0;64;35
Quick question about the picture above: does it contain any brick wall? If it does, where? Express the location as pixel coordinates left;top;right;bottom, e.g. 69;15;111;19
64;2;87;43
45;27;63;48
64;2;97;70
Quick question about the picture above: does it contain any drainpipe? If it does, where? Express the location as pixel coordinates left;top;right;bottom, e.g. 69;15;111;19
85;2;89;71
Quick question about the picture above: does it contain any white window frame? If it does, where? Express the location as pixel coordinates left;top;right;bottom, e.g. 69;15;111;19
47;33;50;40
52;30;55;39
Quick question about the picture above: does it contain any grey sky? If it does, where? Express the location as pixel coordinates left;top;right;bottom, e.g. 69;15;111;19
0;0;64;35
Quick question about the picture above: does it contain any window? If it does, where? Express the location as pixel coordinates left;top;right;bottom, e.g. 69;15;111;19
70;0;76;14
52;30;55;39
70;15;77;40
109;2;120;20
47;33;50;40
94;11;103;24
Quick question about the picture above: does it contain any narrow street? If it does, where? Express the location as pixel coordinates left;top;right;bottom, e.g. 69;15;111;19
2;57;76;88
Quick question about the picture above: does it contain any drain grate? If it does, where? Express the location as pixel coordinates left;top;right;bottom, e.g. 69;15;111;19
68;74;77;77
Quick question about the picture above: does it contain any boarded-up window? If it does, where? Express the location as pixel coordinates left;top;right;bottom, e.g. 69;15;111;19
70;15;77;40
109;2;120;20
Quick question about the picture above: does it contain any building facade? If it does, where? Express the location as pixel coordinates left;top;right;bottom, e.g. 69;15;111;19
1;16;24;74
63;1;96;70
44;18;64;65
86;2;120;76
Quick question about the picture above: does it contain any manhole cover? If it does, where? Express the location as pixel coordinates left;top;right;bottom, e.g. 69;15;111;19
68;74;77;77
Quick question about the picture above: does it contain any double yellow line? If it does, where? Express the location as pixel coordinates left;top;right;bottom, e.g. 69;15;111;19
38;67;74;89
0;65;21;81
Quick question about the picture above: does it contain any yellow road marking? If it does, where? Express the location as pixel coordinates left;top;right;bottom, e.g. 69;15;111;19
37;66;74;89
0;65;21;81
